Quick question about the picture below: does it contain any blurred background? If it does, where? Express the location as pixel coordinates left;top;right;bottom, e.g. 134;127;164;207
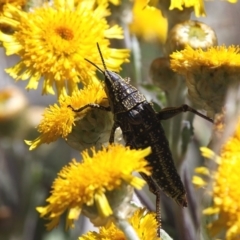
0;1;240;240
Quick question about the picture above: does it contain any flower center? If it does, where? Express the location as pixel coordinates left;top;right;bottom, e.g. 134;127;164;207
55;26;74;40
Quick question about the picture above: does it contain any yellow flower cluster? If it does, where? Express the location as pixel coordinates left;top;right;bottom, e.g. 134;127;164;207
193;119;240;239
36;144;151;230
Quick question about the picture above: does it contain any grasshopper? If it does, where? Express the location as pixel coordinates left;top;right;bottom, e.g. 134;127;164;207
69;43;213;235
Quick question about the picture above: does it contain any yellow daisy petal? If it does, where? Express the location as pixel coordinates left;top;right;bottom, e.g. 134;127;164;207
203;207;220;215
200;147;216;159
192;176;207;188
121;174;147;190
36;144;151;230
0;1;129;97
194;166;209;175
66;207;81;229
95;192;113;217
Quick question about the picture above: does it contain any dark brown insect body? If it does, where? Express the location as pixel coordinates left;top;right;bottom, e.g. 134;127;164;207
103;70;187;207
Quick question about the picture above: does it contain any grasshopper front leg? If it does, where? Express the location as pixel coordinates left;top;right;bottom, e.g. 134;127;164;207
68;103;111;113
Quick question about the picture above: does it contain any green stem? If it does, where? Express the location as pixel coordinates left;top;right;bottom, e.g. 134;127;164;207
131;35;142;85
115;218;140;240
165;75;187;167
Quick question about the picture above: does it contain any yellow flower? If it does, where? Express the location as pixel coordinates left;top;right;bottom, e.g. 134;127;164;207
170;45;240;117
129;0;167;43
78;208;160;240
36;145;152;230
25;80;107;150
169;0;206;17
0;1;129;97
193;119;240;239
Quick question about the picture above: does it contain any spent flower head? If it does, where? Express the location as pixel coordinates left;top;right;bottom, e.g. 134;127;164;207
0;0;129;97
170;45;240;117
165;20;217;54
25;79;108;150
36;144;152;230
193;119;240;240
78;208;160;240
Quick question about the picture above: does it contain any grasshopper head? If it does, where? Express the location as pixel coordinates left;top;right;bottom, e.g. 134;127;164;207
84;43;131;112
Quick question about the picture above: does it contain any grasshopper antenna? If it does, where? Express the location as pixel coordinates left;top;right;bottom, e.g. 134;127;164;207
84;58;104;74
84;43;108;75
96;43;108;71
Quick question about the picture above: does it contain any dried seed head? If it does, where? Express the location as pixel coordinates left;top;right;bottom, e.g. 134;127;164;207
165;20;217;55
